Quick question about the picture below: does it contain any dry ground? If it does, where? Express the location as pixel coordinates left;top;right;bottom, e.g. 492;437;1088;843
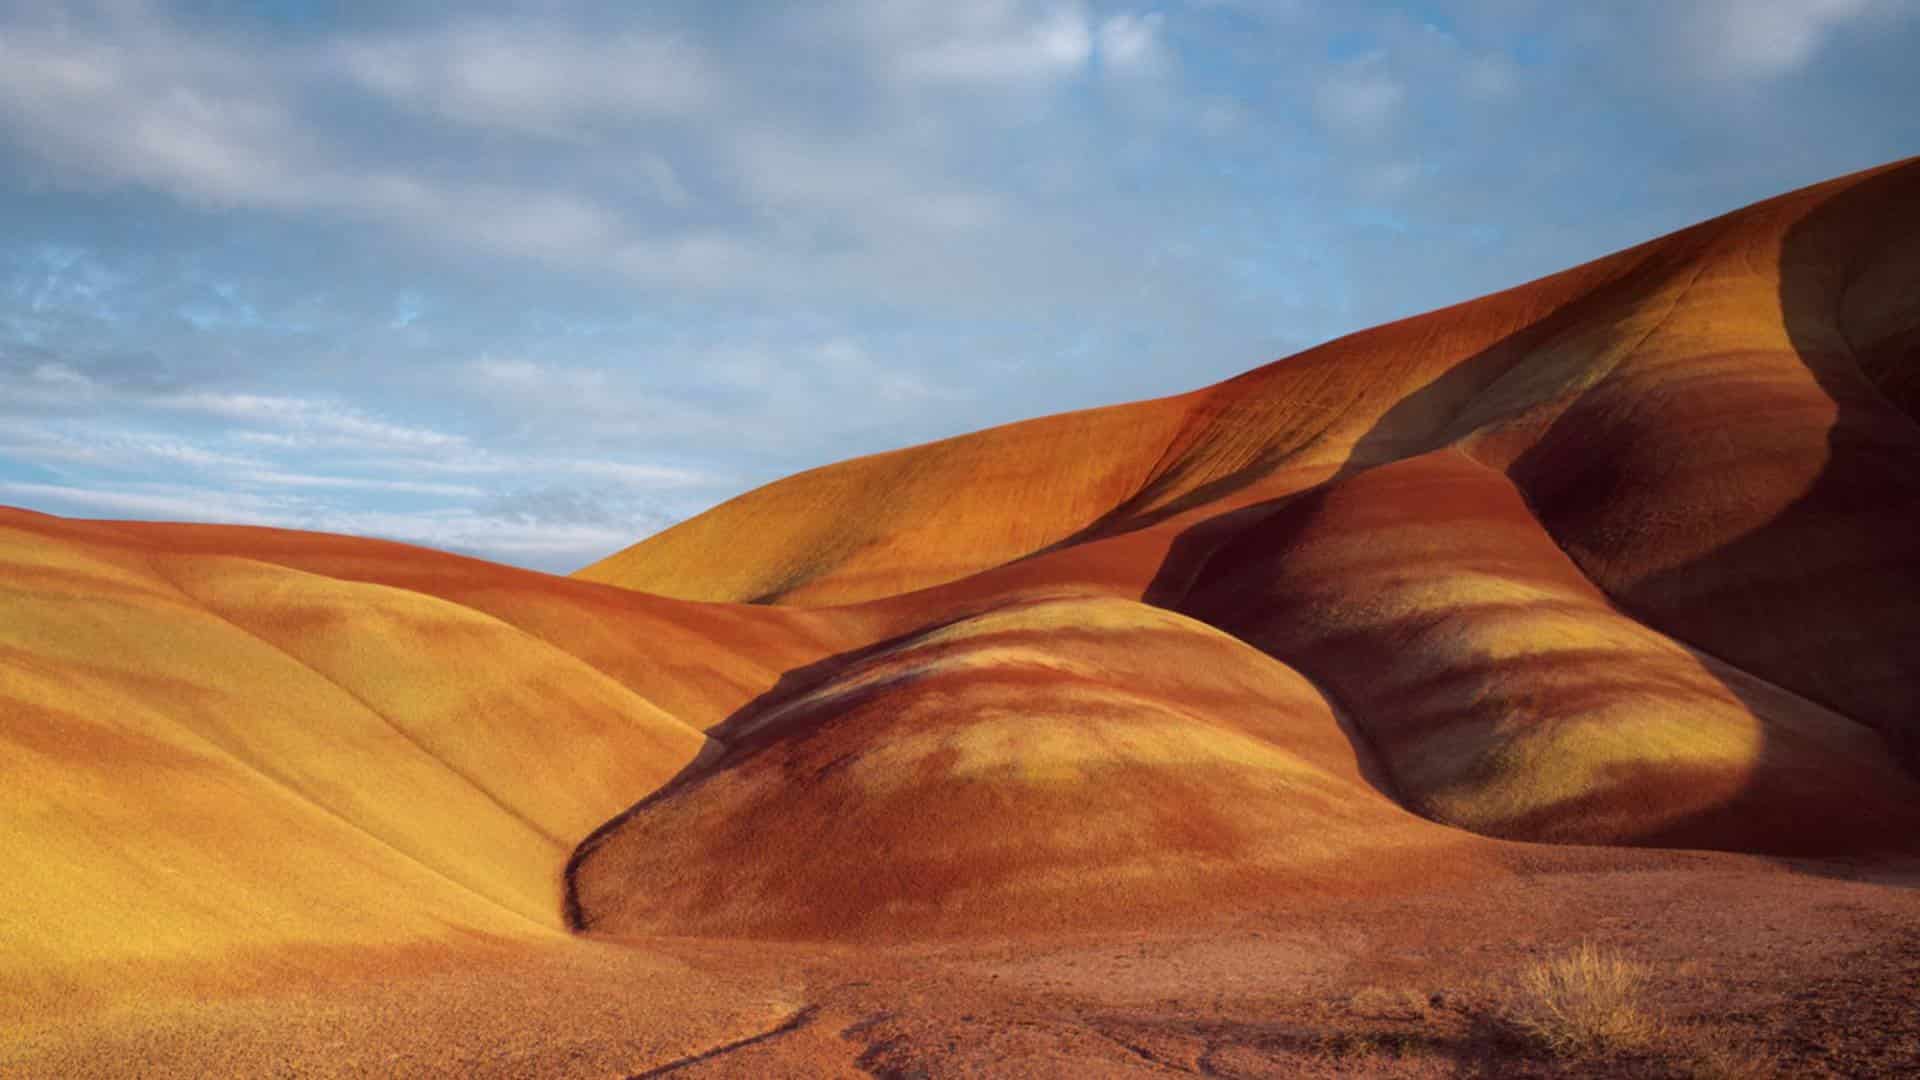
9;852;1916;1078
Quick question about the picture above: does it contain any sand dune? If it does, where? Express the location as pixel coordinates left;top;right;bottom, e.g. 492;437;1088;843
5;160;1919;1060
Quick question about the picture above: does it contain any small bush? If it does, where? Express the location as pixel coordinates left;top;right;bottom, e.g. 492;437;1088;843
1508;941;1662;1058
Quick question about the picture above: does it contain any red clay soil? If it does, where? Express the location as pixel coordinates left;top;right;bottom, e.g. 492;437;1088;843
12;854;1919;1077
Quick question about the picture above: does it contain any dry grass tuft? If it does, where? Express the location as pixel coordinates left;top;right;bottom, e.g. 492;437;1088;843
1676;1034;1782;1079
1508;941;1663;1058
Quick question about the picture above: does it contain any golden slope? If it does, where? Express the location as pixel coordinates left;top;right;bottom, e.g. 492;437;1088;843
0;510;846;1014
574;403;1195;604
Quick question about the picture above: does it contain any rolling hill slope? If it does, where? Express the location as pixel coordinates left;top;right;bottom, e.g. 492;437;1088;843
4;160;1918;1007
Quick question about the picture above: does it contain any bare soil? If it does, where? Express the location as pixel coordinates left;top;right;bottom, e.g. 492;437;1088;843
9;852;1917;1078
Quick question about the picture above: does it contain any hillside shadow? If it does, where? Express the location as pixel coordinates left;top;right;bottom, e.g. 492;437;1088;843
1141;160;1920;857
1674;161;1920;775
1130;280;1628;817
1137;220;1691;611
1628;159;1920;856
1507;161;1920;786
567;165;1920;935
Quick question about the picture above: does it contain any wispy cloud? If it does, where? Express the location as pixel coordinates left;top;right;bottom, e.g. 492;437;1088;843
335;22;717;136
0;477;655;564
159;392;468;451
1314;56;1405;140
1681;0;1878;80
877;2;1097;85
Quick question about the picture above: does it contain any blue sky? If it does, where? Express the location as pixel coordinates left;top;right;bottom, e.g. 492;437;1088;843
2;0;1916;571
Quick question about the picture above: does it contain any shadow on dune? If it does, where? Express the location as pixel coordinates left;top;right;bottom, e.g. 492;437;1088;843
1129;261;1669;816
1140;161;1920;858
1623;160;1920;855
1506;162;1920;788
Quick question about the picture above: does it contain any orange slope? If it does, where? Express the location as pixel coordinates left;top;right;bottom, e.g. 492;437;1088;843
569;594;1505;941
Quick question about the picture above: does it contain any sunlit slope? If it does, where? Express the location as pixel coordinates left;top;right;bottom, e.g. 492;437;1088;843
575;403;1196;605
0;510;857;1010
1174;450;1920;851
110;519;865;730
568;595;1500;940
0;520;536;1009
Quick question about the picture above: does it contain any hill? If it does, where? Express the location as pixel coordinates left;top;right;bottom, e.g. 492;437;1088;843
566;157;1920;938
4;161;1918;1038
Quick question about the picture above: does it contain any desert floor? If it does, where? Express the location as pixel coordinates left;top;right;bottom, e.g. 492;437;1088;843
9;851;1917;1078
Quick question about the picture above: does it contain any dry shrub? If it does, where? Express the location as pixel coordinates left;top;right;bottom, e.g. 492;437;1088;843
1677;1034;1781;1079
1508;941;1662;1058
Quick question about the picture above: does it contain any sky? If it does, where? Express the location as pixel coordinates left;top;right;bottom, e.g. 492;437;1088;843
2;1;1917;572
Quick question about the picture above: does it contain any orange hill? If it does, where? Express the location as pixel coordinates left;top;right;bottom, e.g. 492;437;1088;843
4;160;1919;1007
573;156;1920;936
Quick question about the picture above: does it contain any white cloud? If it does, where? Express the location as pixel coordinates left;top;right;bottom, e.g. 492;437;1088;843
395;449;718;491
885;2;1096;84
1683;0;1876;80
156;393;467;451
458;336;967;461
0;480;290;525
235;470;486;498
0;420;260;471
1314;57;1405;140
0;21;316;208
334;23;716;136
0;478;657;567
729;134;1001;235
0;2;1171;310
1097;13;1167;72
0;12;679;276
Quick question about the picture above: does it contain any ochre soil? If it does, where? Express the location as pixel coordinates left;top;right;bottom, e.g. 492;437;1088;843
11;852;1915;1078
